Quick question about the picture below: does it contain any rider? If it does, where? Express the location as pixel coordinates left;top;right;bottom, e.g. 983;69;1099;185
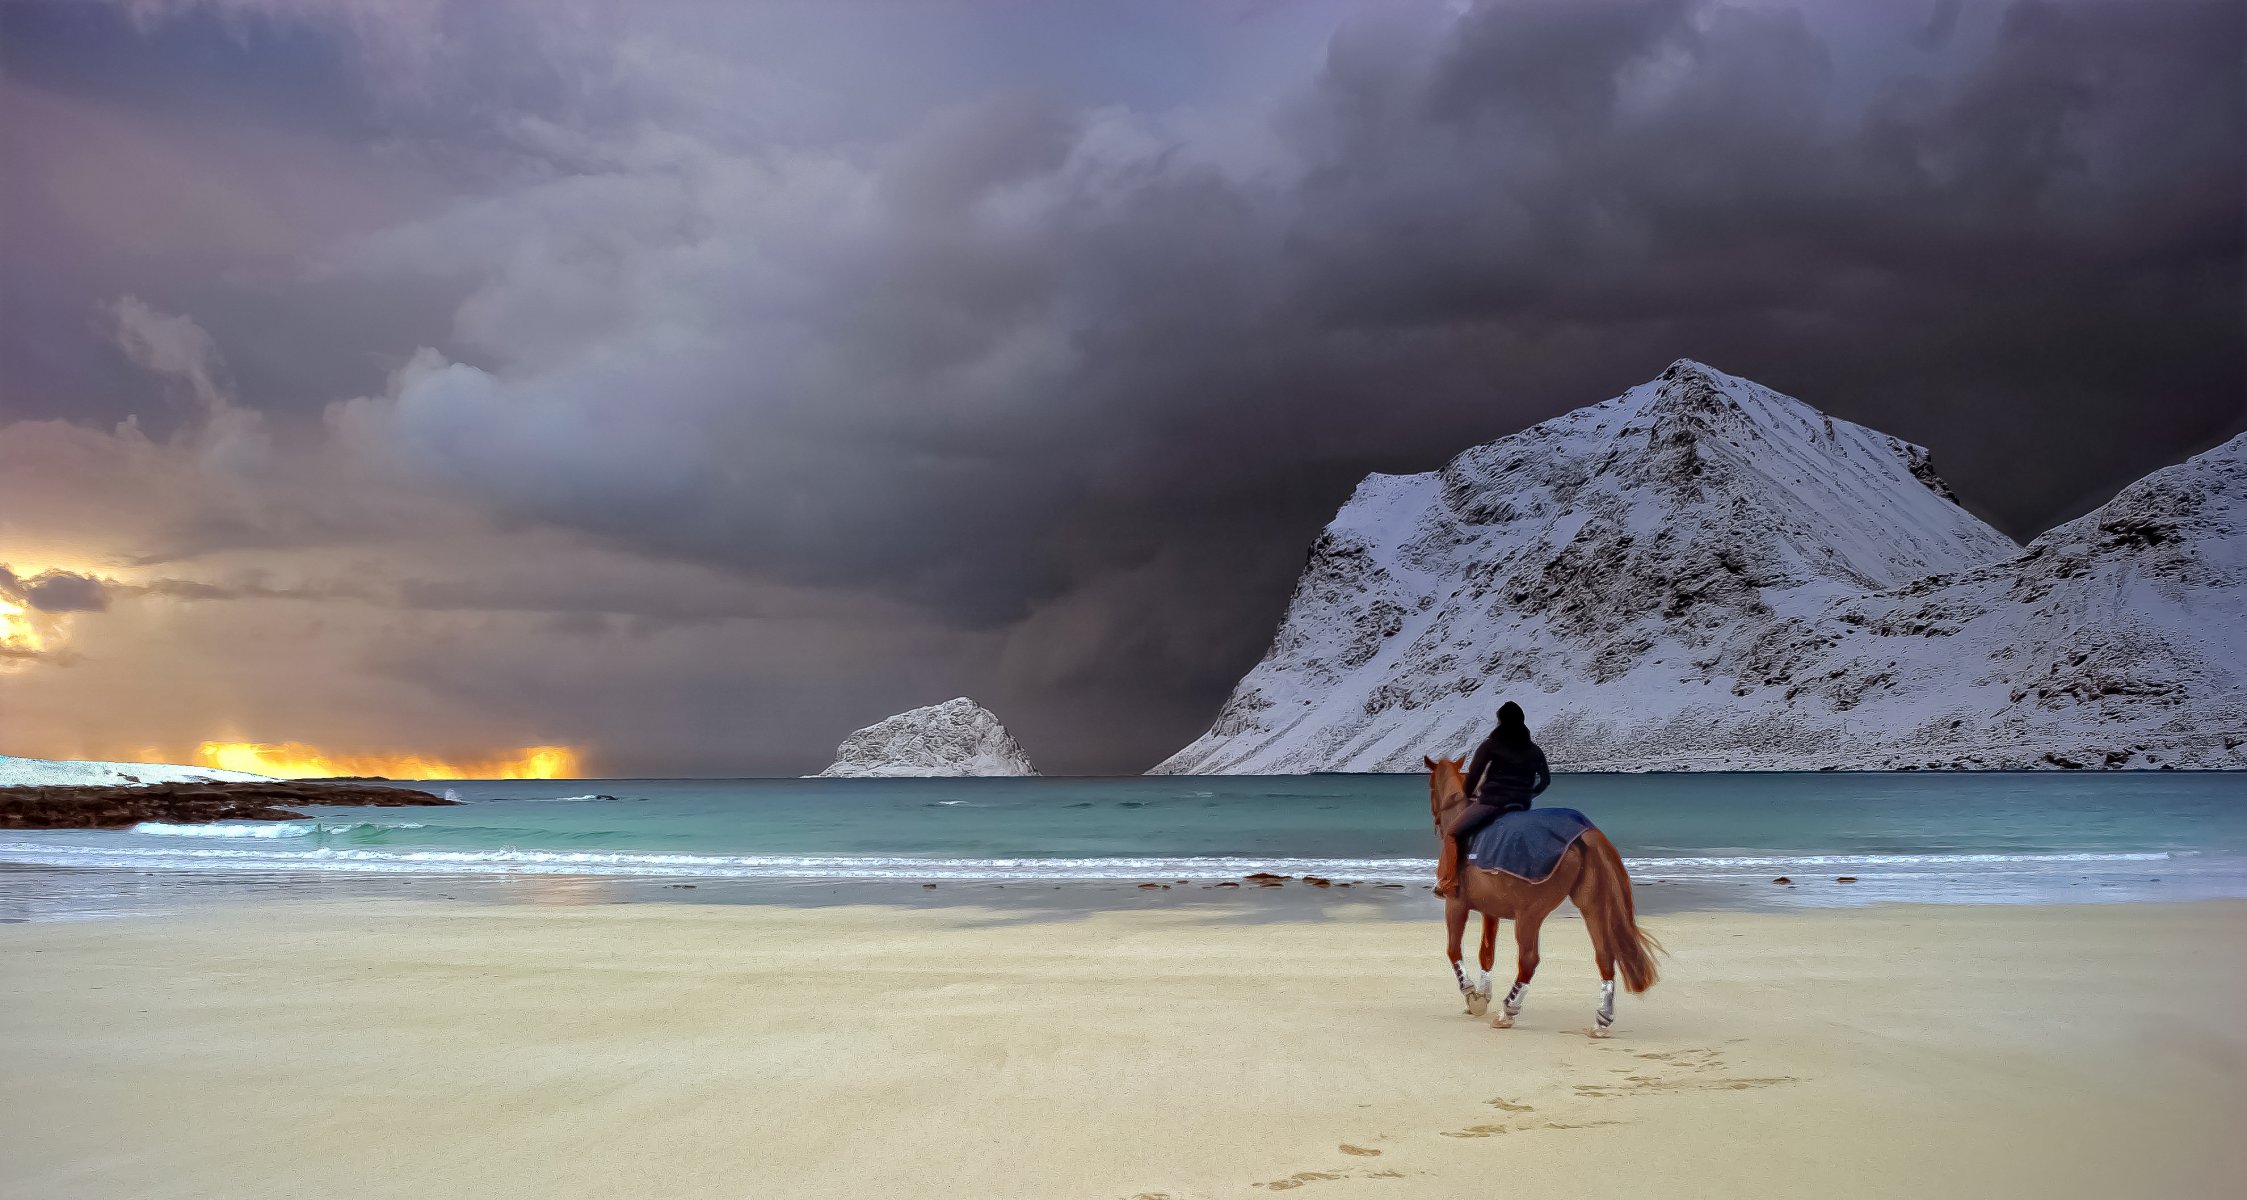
1440;701;1550;895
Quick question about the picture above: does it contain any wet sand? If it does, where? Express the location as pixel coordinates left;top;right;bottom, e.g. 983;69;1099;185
2;899;2241;1198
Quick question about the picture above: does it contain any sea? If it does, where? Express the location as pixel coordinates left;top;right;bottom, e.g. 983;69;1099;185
2;772;2243;921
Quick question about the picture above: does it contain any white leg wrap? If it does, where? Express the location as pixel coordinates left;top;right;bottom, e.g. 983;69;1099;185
1595;978;1616;1030
1503;980;1528;1017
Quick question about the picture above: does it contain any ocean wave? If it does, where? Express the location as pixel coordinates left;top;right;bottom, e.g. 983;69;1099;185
1631;851;2179;868
4;843;1427;880
0;841;2222;886
131;821;313;839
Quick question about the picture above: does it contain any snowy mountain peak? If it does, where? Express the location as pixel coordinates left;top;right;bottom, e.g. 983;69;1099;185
1153;365;2240;775
815;697;1038;778
2028;430;2244;575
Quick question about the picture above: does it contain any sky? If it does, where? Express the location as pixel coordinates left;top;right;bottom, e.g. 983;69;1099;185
1;0;2241;777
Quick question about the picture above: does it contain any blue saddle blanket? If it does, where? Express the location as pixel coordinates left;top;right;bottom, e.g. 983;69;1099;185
1466;808;1594;882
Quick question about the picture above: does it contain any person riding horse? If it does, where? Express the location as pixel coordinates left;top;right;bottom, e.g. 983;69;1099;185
1436;700;1549;898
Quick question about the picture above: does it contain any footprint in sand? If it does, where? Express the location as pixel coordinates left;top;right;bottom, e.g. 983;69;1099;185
1449;1114;1634;1137
1632;1047;1723;1071
1570;1044;1800;1098
1247;1145;1391;1190
1484;1096;1535;1113
1253;1170;1346;1190
1574;1074;1799;1098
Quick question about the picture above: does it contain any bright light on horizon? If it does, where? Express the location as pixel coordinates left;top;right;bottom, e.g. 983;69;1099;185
197;741;581;780
0;597;46;660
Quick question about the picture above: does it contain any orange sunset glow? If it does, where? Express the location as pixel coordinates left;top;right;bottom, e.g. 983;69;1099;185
0;597;43;657
196;742;581;780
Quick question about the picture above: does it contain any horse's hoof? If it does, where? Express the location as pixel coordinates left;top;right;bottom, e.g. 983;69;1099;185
1490;1013;1514;1029
1587;1024;1611;1039
1465;991;1490;1017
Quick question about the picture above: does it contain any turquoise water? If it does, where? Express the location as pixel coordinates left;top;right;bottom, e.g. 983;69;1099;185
3;773;2243;914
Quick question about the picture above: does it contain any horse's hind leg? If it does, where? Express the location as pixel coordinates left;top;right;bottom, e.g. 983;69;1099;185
1493;910;1545;1029
1583;929;1618;1038
1575;875;1619;1038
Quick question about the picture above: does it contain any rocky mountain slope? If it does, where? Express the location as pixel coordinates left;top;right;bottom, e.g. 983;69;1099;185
1154;361;2245;773
815;697;1038;778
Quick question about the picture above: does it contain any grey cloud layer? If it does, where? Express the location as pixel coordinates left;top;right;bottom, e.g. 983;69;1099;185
1;567;111;614
2;0;2240;773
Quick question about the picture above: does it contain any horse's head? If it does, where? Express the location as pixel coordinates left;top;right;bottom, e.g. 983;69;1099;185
1424;754;1469;832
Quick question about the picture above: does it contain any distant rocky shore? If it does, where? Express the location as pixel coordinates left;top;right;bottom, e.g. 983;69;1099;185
0;780;456;830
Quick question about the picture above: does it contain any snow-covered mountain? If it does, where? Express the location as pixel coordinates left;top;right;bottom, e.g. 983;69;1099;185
815;697;1038;778
1154;360;2246;773
1778;429;2247;770
0;754;276;788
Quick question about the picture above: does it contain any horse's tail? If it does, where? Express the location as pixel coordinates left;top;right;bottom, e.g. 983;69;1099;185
1576;827;1662;994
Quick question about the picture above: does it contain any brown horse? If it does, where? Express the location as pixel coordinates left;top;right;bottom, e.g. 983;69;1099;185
1426;755;1661;1037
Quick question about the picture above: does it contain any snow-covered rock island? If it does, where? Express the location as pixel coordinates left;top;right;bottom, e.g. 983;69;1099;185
1154;360;2246;774
815;698;1039;778
0;754;275;788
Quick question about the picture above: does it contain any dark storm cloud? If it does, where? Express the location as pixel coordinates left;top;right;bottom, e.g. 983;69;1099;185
0;566;111;613
1915;0;1967;50
4;0;2241;772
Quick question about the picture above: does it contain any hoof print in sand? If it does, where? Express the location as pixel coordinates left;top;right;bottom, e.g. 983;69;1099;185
1253;1170;1344;1190
1337;1144;1381;1156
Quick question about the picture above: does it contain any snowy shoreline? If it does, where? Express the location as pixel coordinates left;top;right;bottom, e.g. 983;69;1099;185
0;754;274;789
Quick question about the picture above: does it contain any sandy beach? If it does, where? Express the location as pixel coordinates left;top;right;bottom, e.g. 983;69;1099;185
2;897;2242;1199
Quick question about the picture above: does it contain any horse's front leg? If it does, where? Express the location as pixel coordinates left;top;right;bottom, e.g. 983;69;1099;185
1492;910;1544;1029
1444;898;1489;1015
1471;912;1498;1015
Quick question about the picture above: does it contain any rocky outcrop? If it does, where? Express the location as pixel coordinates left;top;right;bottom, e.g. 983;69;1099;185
1155;360;2246;773
815;697;1038;777
0;780;456;830
0;754;274;788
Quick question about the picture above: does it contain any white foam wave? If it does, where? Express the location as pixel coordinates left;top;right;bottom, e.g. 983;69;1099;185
129;820;430;839
1631;851;2177;868
5;843;1423;880
0;841;2217;887
131;821;313;839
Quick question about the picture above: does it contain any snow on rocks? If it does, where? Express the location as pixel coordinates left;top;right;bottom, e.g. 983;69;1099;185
815;698;1038;778
1154;360;2246;773
0;754;275;788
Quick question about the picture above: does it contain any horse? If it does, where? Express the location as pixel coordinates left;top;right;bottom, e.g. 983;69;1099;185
1426;755;1662;1037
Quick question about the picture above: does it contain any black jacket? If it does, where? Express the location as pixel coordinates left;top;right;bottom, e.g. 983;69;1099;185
1464;734;1550;812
